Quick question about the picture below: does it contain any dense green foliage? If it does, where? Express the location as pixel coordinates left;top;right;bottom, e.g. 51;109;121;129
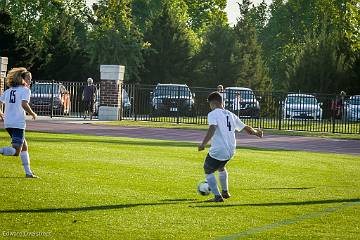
0;0;358;93
260;0;359;94
140;1;197;85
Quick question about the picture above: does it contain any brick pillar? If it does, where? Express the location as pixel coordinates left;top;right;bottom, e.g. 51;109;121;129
99;65;125;120
0;57;8;94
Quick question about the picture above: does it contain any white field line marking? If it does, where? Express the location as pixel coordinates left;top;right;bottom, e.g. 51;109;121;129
217;201;360;240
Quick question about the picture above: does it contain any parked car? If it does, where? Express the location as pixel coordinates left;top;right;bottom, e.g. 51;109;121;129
94;89;131;116
282;94;323;120
30;82;71;115
344;95;360;122
150;84;195;116
223;87;260;118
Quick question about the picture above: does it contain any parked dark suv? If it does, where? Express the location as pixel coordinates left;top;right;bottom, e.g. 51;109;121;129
224;87;260;118
30;82;71;115
150;84;195;116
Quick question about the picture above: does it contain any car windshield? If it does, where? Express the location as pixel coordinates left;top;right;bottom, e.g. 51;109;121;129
286;96;317;105
31;84;59;94
154;86;191;97
224;89;255;99
348;97;360;105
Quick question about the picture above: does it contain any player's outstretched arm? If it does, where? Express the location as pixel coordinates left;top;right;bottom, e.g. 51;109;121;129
244;125;263;138
22;100;37;120
198;125;216;151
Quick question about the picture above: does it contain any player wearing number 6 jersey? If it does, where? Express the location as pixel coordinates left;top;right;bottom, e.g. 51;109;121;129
198;91;263;202
0;67;38;178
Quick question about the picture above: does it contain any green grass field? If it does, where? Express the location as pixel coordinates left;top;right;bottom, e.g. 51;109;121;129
1;131;359;239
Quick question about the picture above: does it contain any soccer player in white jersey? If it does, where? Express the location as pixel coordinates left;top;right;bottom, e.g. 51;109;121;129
198;91;263;202
0;67;38;178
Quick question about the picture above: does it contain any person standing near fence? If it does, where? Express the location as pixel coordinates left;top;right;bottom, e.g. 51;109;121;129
332;91;347;119
217;85;226;107
82;78;97;120
232;92;242;115
0;67;38;178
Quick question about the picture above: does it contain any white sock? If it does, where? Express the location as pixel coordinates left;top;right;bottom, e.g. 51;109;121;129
206;173;221;196
20;151;33;175
219;170;229;192
0;146;16;156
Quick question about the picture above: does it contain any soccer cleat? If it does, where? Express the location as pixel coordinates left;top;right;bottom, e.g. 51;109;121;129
205;195;224;202
25;174;39;179
222;190;231;199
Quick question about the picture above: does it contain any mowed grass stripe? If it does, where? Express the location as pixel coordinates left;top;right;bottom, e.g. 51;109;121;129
217;200;360;239
0;131;359;239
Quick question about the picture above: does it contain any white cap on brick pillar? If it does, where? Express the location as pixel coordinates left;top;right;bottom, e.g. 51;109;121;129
100;65;125;81
0;57;8;78
99;65;125;121
0;57;8;93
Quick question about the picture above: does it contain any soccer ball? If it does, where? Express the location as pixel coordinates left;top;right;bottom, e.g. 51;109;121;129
197;180;211;196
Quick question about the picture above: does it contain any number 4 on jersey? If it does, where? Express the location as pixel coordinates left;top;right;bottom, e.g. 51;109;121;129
226;116;231;131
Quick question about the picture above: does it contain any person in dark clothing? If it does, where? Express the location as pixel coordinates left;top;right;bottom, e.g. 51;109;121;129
82;78;97;120
332;91;346;119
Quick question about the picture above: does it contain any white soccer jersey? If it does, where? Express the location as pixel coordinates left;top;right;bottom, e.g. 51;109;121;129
208;108;246;161
0;86;31;129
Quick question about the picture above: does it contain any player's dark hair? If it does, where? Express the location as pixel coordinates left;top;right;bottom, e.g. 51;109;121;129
208;91;222;103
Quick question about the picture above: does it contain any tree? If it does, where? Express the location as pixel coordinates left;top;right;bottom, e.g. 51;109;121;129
248;0;269;36
3;0;62;46
193;21;235;87
184;0;227;34
286;26;350;93
38;10;90;82
260;0;359;93
232;0;272;92
141;2;197;85
0;10;19;60
344;1;360;54
88;0;145;82
2;0;91;79
132;0;163;33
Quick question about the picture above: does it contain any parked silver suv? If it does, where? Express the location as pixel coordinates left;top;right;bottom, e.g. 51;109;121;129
282;94;323;120
344;95;360;121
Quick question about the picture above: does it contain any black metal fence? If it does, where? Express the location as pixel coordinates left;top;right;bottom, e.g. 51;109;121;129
28;80;360;134
122;83;360;134
29;80;100;118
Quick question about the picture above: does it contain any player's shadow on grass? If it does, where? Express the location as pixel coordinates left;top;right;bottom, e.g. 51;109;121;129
0;199;201;214
241;187;315;190
25;136;197;148
191;198;360;208
160;198;197;202
2;198;359;214
0;176;26;179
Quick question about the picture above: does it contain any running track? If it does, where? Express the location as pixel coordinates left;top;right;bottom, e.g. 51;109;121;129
15;118;360;156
